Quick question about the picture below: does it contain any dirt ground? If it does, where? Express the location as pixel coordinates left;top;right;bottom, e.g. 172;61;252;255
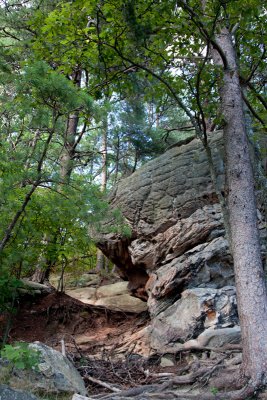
2;291;260;399
0;292;162;394
0;291;147;351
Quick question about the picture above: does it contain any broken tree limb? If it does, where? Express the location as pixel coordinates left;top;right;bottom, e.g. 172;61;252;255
85;375;121;392
72;395;91;400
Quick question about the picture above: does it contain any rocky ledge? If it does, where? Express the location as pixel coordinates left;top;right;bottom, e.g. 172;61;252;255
96;131;265;354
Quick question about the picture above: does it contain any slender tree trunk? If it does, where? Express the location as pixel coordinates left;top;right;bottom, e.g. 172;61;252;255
214;27;267;385
96;113;108;272
114;135;120;183
100;117;107;191
30;71;82;283
59;111;79;183
59;70;82;184
25;129;41;171
0;183;38;253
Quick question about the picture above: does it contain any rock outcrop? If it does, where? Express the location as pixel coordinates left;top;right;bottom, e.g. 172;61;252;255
96;132;243;352
66;281;147;313
98;132;226;288
150;286;239;352
96;131;265;354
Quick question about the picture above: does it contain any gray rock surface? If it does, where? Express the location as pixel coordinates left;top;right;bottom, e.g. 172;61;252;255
183;326;241;349
98;132;225;271
160;356;175;367
98;133;228;295
96;132;254;353
150;287;238;351
0;386;38;400
17;279;53;296
5;342;87;396
147;234;234;316
96;282;129;298
66;282;147;313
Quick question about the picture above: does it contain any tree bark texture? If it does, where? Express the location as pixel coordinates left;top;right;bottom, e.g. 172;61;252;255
214;27;267;384
59;111;80;183
96;114;108;272
59;70;82;184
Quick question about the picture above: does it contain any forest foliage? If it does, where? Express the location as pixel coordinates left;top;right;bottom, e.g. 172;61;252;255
0;0;182;292
0;0;266;355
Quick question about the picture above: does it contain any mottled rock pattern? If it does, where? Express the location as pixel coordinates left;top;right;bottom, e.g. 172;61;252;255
98;133;229;301
109;134;224;236
97;132;243;353
0;386;38;400
150;287;238;352
5;342;87;396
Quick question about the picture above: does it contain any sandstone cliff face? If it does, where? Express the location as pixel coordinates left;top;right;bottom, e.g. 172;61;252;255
98;132;241;352
99;133;228;287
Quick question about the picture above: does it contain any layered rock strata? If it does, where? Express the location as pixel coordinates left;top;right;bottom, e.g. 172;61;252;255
97;132;253;352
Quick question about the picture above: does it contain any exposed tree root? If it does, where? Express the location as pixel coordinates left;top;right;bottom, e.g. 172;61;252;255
80;382;263;400
74;364;266;400
71;341;264;400
74;388;257;400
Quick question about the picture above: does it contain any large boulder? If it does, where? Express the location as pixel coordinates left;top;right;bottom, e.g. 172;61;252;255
96;131;263;354
66;282;147;313
0;386;38;400
150;286;239;352
98;133;228;306
3;342;87;397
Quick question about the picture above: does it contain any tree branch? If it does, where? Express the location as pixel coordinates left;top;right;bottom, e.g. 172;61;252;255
176;0;228;69
242;92;267;131
102;41;202;137
245;81;267;110
243;45;266;84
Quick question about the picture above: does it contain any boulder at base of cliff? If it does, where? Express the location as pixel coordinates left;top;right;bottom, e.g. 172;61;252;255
0;386;38;400
1;342;87;397
66;281;147;313
150;286;239;353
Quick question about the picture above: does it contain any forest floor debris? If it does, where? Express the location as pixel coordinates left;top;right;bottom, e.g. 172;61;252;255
1;292;266;400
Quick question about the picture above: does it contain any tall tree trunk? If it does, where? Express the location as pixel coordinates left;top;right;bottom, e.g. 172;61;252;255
59;111;79;183
30;71;82;283
30;234;57;285
59;70;82;184
30;260;55;285
96;113;108;272
114;135;120;183
214;27;267;385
